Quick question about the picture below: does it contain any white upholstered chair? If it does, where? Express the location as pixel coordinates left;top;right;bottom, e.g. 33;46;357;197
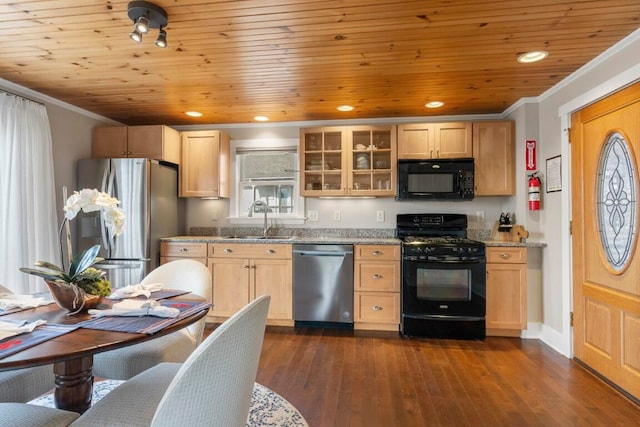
0;284;55;402
92;259;212;380
0;295;271;427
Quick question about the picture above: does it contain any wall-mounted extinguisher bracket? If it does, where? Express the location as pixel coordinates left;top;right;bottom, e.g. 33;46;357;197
528;172;541;210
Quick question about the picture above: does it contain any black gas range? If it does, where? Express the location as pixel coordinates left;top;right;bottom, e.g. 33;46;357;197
397;214;486;340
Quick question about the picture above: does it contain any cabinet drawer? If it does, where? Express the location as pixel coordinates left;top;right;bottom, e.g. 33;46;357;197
354;292;400;324
161;256;207;265
355;245;400;261
487;247;526;264
161;242;208;258
209;243;292;259
355;262;399;292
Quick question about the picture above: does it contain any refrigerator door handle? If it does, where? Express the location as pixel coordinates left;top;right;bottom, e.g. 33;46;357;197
101;166;117;251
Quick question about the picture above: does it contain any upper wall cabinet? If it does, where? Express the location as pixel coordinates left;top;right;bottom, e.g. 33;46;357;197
179;130;230;198
300;125;397;197
397;122;472;159
472;121;515;196
92;125;180;164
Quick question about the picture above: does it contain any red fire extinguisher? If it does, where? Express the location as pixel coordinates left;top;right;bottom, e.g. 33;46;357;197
528;172;541;210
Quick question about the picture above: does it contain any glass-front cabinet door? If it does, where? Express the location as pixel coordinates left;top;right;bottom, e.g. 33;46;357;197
300;125;396;197
348;126;396;197
300;127;347;196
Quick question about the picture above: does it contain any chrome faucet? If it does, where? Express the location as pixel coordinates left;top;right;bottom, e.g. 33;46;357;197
248;200;271;237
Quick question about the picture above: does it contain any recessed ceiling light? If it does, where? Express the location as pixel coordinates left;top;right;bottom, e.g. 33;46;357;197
517;51;549;63
425;101;444;108
337;105;354;112
254;115;269;122
185;111;203;117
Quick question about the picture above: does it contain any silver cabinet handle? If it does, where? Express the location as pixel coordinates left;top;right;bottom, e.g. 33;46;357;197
266;249;275;254
224;248;233;254
371;305;383;311
372;274;382;279
500;253;511;259
179;248;188;252
372;251;382;256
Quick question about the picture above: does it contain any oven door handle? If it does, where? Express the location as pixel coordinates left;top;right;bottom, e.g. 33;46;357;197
403;258;485;264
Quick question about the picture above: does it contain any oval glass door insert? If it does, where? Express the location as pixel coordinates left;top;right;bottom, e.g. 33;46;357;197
596;131;637;272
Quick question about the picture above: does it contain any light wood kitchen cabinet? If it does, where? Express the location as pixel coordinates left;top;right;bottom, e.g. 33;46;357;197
160;241;207;265
354;244;401;331
397;122;472;159
208;243;292;323
472;121;515;196
92;125;180;164
486;246;527;336
179;130;230;198
300;125;397;197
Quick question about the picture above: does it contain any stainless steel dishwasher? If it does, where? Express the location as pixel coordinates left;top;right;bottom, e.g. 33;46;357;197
293;244;354;326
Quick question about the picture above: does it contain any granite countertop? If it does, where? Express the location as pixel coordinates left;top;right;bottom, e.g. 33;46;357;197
161;235;401;245
480;239;547;248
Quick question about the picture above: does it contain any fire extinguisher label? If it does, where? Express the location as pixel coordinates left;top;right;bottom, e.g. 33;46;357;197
529;192;540;201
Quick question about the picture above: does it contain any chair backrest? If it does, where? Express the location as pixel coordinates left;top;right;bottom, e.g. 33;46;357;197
150;295;270;427
140;259;212;341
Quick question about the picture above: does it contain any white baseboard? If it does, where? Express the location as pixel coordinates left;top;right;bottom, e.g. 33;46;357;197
520;322;542;339
539;324;572;357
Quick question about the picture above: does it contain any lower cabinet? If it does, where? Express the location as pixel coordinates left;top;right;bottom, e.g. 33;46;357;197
353;244;401;331
208;243;293;324
486;247;527;336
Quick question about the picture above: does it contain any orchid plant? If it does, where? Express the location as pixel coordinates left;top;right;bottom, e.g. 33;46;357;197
20;188;126;296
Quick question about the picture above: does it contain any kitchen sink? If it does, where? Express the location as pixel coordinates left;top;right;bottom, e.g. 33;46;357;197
224;235;295;240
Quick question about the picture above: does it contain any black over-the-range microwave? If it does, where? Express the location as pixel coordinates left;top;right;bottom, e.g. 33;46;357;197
397;158;475;200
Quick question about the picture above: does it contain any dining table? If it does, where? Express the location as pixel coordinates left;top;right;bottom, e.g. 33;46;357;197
0;292;209;413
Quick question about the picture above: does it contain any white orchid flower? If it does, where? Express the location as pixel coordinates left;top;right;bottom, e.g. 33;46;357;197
63;188;126;236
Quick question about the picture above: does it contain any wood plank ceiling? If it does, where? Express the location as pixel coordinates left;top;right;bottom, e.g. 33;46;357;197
0;1;639;126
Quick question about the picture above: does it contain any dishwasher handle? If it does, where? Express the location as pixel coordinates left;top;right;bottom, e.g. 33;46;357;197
294;251;350;257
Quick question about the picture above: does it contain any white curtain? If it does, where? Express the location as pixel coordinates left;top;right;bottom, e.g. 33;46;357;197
0;92;60;294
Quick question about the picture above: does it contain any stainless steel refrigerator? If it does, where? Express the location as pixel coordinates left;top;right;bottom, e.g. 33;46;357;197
75;158;180;288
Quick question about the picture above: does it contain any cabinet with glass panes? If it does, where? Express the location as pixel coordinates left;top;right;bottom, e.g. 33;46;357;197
349;126;396;197
300;127;347;196
300;125;396;197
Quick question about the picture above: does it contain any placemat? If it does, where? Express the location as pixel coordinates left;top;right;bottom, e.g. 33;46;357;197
78;300;211;335
0;323;79;359
139;289;190;300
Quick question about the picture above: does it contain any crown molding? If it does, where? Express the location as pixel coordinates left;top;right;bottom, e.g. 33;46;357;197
0;78;122;126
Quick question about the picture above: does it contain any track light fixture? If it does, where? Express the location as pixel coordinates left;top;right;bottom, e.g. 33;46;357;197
127;1;168;48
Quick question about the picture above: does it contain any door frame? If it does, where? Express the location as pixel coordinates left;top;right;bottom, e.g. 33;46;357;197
558;63;640;357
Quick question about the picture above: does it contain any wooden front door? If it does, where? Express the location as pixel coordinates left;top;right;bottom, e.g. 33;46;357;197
571;81;640;400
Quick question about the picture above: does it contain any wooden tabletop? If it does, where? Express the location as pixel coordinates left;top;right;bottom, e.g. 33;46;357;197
0;293;208;371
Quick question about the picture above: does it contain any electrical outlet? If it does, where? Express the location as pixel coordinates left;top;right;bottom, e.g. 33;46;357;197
333;210;341;221
476;211;485;222
307;210;319;222
376;210;385;222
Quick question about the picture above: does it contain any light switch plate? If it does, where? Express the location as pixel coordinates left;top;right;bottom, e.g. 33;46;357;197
333;210;341;221
307;210;319;222
376;210;385;222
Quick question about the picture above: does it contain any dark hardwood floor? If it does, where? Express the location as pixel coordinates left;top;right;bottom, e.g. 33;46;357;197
211;325;640;427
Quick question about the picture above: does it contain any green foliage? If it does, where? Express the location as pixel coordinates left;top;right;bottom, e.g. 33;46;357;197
20;245;112;296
